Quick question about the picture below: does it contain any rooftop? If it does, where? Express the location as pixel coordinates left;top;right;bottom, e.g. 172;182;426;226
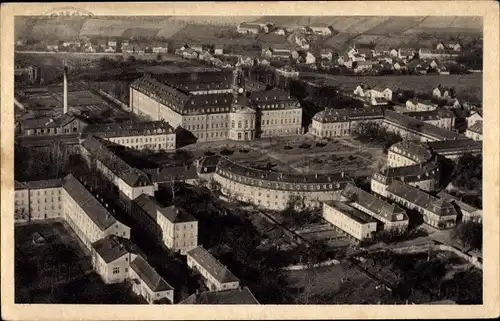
426;138;482;153
313;107;384;123
180;287;259;304
91;235;141;263
467;121;483;134
62;174;120;231
403;109;456;121
384;110;463;141
323;200;377;224
437;191;482;215
158;205;197;224
389;140;433;162
15;180;28;190
341;184;408;222
83;120;175;138
216;157;349;188
379;161;439;180
24;178;62;190
130;255;173;292
133;193;162;221
80;137;152;188
187;246;239;284
386;180;457;217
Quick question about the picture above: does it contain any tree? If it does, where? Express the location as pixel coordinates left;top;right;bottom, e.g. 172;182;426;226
351;122;403;151
453;153;482;192
451;221;482;251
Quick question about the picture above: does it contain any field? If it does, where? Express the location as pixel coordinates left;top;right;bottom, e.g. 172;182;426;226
170;24;258;47
300;73;483;100
286;262;392;304
16;16;481;44
15;220;144;304
16;84;133;122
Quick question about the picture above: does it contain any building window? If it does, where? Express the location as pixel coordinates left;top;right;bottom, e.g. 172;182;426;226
113;267;120;274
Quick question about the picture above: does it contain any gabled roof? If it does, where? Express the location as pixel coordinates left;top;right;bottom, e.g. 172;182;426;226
80;137;152;187
84;120;175;138
62;174;119;231
15;180;28;190
24;178;62;190
18;117;60;129
133;193;162;221
467;121;482;134
341;184;408;222
187;246;239;284
130;255;173;292
158;205;197;224
437;191;481;215
386;180;457;217
91;236;130;263
180;287;259;304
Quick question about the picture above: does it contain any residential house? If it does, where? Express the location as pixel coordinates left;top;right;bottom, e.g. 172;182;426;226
151;43;169;54
398;48;415;60
320;49;333;61
309;24;334;36
214;45;224;55
353;61;376;73
405;99;437;112
466;110;483;127
437;42;461;52
198;51;213;61
389;48;399;57
237;22;262;34
107;39;118;48
186;246;240;291
181;48;199;60
304;52;316;65
465;121;482;141
367;86;393;101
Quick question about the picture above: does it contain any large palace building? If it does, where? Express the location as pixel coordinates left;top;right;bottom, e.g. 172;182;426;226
129;65;302;142
198;156;350;211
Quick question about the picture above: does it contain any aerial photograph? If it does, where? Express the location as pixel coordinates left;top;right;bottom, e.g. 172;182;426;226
13;12;483;305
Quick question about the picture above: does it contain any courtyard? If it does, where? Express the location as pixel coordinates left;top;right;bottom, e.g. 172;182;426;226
15;220;144;304
179;134;386;177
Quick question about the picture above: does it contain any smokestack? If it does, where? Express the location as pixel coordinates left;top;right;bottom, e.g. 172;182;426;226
63;61;68;114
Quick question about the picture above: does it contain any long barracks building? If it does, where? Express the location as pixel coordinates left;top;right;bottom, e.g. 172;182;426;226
200;156;351;211
129;66;302;142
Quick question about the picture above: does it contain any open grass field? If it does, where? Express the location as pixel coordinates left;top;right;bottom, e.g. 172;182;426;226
285;262;392;304
300;73;483;100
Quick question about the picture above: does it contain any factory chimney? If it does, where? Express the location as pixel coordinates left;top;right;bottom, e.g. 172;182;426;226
63;61;68;114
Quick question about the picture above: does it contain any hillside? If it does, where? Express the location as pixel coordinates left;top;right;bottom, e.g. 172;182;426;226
15;15;482;44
